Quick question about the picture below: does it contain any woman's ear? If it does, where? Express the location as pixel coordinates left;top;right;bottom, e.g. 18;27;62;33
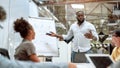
29;30;32;34
27;30;32;37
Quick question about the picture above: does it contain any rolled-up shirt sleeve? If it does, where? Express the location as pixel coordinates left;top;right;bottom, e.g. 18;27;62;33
62;26;74;41
90;24;99;41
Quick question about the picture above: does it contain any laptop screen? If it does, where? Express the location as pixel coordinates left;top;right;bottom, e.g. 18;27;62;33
86;54;114;68
90;56;113;68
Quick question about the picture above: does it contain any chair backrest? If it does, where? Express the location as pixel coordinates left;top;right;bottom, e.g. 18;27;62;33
0;48;10;59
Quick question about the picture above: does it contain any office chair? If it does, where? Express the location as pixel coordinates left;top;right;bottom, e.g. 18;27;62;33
0;48;10;59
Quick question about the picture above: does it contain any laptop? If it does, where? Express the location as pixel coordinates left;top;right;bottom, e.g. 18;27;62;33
85;54;114;68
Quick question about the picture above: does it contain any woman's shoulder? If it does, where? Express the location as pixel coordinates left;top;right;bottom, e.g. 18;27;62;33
22;41;34;47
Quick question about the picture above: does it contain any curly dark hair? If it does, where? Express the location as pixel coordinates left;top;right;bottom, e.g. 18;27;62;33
0;6;6;21
13;17;32;38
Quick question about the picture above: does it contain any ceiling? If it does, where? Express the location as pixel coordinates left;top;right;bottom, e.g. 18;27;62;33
33;0;120;30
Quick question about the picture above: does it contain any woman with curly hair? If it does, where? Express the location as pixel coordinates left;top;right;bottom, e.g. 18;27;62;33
13;17;40;62
0;17;77;68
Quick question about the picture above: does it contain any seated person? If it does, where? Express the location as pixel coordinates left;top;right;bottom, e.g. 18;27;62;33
111;29;120;62
0;6;10;59
13;18;40;62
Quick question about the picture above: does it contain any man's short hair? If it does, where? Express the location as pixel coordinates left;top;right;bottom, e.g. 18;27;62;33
76;11;84;15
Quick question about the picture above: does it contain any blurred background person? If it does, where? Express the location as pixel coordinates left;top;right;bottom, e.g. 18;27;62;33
0;6;6;22
111;29;120;62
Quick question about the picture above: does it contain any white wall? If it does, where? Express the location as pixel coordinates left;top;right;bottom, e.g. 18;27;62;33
9;0;29;59
52;41;71;62
29;0;39;17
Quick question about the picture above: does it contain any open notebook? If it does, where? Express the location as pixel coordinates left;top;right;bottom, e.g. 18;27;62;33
85;54;114;68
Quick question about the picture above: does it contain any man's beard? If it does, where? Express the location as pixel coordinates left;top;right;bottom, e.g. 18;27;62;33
77;18;84;24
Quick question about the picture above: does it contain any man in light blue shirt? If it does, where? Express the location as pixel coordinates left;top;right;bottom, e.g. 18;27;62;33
47;11;98;63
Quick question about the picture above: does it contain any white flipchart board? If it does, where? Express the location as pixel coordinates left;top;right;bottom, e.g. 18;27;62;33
29;17;59;57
